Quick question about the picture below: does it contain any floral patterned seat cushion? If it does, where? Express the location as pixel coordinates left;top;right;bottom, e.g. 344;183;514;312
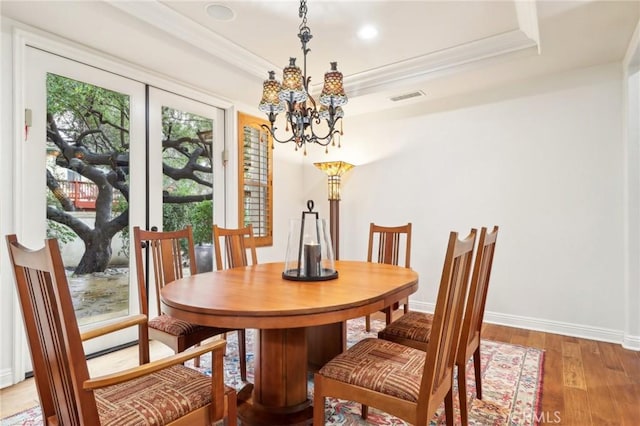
96;364;215;425
377;311;434;344
149;314;204;336
318;338;425;402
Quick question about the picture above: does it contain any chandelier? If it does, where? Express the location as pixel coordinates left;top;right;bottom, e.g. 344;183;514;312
258;0;348;155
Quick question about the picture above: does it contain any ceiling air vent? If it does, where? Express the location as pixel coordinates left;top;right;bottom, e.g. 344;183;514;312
389;91;425;102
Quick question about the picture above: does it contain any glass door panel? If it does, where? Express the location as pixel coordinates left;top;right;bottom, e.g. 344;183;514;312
46;73;131;326
147;88;225;315
24;47;146;355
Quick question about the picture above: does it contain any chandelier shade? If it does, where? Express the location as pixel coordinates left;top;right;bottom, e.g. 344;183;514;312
258;0;348;155
280;58;307;103
319;62;348;107
258;71;285;114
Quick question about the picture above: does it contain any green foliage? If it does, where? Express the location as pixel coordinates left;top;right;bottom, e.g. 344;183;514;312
189;200;213;245
46;187;63;210
46;220;76;246
46;185;73;246
47;73;130;151
112;199;130;258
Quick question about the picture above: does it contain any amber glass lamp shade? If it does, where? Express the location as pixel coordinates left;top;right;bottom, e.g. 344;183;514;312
258;71;285;113
280;57;307;103
319;62;348;107
314;161;354;201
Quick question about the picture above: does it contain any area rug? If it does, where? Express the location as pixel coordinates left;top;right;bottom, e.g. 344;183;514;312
1;318;544;425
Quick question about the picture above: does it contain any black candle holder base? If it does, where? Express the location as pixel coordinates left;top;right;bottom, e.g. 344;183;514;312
282;268;338;281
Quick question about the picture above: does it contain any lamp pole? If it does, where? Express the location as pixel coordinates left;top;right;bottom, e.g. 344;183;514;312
314;161;354;260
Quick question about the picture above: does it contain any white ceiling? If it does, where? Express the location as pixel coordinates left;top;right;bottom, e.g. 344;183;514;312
1;1;639;116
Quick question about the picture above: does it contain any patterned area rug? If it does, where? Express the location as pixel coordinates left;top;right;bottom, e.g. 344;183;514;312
1;318;544;425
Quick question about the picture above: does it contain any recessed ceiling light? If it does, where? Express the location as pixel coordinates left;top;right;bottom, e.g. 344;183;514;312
205;3;235;21
357;25;378;40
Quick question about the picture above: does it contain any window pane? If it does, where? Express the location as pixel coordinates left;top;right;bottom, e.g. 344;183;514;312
160;106;214;270
45;73;130;326
238;112;273;246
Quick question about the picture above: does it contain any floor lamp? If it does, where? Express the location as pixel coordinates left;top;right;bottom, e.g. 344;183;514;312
314;161;354;260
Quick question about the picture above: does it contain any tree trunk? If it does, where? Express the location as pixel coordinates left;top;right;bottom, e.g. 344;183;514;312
74;232;113;274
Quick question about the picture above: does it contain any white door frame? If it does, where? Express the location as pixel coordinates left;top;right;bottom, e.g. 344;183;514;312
23;46;146;360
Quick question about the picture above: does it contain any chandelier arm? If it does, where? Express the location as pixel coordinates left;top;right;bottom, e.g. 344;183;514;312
287;109;305;147
261;123;298;145
304;117;342;146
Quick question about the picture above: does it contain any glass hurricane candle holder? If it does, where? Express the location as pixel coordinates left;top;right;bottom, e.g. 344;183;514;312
283;200;338;281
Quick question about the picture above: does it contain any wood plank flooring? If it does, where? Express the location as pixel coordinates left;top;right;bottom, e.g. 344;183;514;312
1;321;639;424
482;323;640;425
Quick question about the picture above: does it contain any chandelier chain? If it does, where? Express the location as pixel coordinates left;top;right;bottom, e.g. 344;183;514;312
298;0;312;57
299;0;308;28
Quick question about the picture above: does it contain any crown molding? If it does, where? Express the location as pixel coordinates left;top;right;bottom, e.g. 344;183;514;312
515;0;541;54
106;0;276;80
341;30;538;97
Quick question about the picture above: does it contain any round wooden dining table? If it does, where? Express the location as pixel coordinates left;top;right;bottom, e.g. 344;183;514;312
160;260;418;425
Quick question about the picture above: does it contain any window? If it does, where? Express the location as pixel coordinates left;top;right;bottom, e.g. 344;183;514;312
238;112;273;247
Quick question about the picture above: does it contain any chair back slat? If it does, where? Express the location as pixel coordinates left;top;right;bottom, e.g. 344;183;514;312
417;229;476;423
156;237;186;285
213;225;258;270
368;223;412;268
225;236;248;267
459;226;499;354
6;235;99;425
133;226;197;315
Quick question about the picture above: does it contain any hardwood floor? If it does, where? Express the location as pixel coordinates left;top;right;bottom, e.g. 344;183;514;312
1;321;639;424
482;323;640;425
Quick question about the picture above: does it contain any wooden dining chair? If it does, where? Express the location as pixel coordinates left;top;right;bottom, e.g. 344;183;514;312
133;225;247;380
6;234;237;426
212;224;258;382
365;222;412;331
377;226;499;426
314;229;476;426
212;224;258;271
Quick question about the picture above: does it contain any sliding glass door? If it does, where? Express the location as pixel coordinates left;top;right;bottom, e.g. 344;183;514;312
22;48;226;357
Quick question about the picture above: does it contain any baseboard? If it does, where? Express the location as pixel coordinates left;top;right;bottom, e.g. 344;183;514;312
0;368;13;389
410;301;632;348
482;311;624;345
622;334;640;351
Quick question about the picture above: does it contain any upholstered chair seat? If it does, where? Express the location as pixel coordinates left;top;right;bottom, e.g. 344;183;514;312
148;314;206;336
96;365;235;425
318;338;425;403
377;311;433;350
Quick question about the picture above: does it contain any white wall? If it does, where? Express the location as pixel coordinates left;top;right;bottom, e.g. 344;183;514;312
622;20;640;350
304;63;630;343
0;20;18;388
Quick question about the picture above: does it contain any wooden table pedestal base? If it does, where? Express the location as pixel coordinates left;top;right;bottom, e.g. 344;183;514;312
238;328;313;425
